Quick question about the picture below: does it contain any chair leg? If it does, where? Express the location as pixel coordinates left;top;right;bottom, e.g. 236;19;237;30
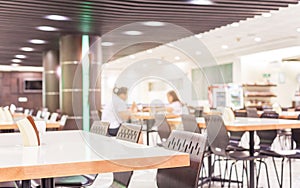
280;158;284;188
234;163;240;188
256;160;262;188
289;158;292;188
228;161;236;188
272;157;282;188
242;161;249;188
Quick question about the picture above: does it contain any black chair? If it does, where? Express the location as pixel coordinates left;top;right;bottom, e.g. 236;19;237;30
181;114;201;133
205;115;270;188
256;111;286;188
285;114;300;188
156;130;207;188
90;121;110;136
154;114;171;144
111;123;142;188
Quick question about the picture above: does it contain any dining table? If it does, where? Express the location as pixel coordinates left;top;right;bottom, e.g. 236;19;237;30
168;116;300;188
0;130;189;188
132;112;179;145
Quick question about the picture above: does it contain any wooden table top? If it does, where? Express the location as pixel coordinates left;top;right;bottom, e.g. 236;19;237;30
132;112;180;120
0;121;60;130
0;130;189;182
168;117;300;132
235;110;300;119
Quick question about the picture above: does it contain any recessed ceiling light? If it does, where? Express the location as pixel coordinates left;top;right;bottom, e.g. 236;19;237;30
195;34;202;39
262;13;272;17
254;37;262;42
142;21;165;27
11;63;20;67
221;45;228;49
231;22;239;27
20;47;34;52
11;59;22;63
123;31;143;36
29;39;46;44
130;55;135;59
190;0;213;5
45;15;70;21
174;56;180;60
36;26;58;31
297;28;300;33
101;42;114;47
15;54;26;59
146;49;153;53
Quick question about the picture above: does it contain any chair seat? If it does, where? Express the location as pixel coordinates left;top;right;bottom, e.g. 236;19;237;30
55;175;93;187
228;150;265;160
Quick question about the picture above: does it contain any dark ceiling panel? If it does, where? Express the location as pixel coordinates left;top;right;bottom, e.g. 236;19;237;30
0;0;298;66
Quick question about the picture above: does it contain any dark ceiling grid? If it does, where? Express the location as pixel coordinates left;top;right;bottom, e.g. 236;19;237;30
0;0;298;66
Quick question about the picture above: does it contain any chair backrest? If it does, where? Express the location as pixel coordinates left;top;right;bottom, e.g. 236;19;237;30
49;113;58;122
246;108;259;118
157;130;207;188
154;114;171;142
116;123;142;143
3;108;13;122
114;123;142;187
205;115;229;157
181;114;200;133
90;121;110;136
24;109;30;115
59;115;68;126
260;111;279;119
36;110;42;119
43;112;50;121
28;109;34;116
256;111;279;148
10;104;16;114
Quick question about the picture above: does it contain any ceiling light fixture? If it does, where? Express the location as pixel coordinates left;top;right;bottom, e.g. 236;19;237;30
20;47;34;52
195;34;202;39
45;15;70;21
174;56;180;60
190;0;213;5
11;63;20;67
15;54;26;59
146;49;153;53
36;26;58;31
142;21;165;27
11;59;22;63
101;42;114;47
130;55;135;59
123;30;143;36
254;37;262;42
221;45;228;49
231;22;239;27
262;13;272;17
297;28;300;33
29;39;46;44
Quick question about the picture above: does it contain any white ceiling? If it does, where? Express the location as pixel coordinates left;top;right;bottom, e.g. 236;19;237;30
107;2;300;69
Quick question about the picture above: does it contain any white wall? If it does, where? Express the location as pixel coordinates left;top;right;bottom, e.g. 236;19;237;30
238;46;300;107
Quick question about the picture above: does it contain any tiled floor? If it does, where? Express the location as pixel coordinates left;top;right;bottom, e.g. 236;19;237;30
88;132;300;188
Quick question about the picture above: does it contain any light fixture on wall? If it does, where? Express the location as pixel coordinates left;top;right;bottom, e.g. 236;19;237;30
190;0;213;5
18;97;28;103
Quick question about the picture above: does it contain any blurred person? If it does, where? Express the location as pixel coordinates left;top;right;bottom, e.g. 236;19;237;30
101;86;131;136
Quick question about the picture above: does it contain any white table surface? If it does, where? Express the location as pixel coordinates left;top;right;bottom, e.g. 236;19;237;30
0;130;189;182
